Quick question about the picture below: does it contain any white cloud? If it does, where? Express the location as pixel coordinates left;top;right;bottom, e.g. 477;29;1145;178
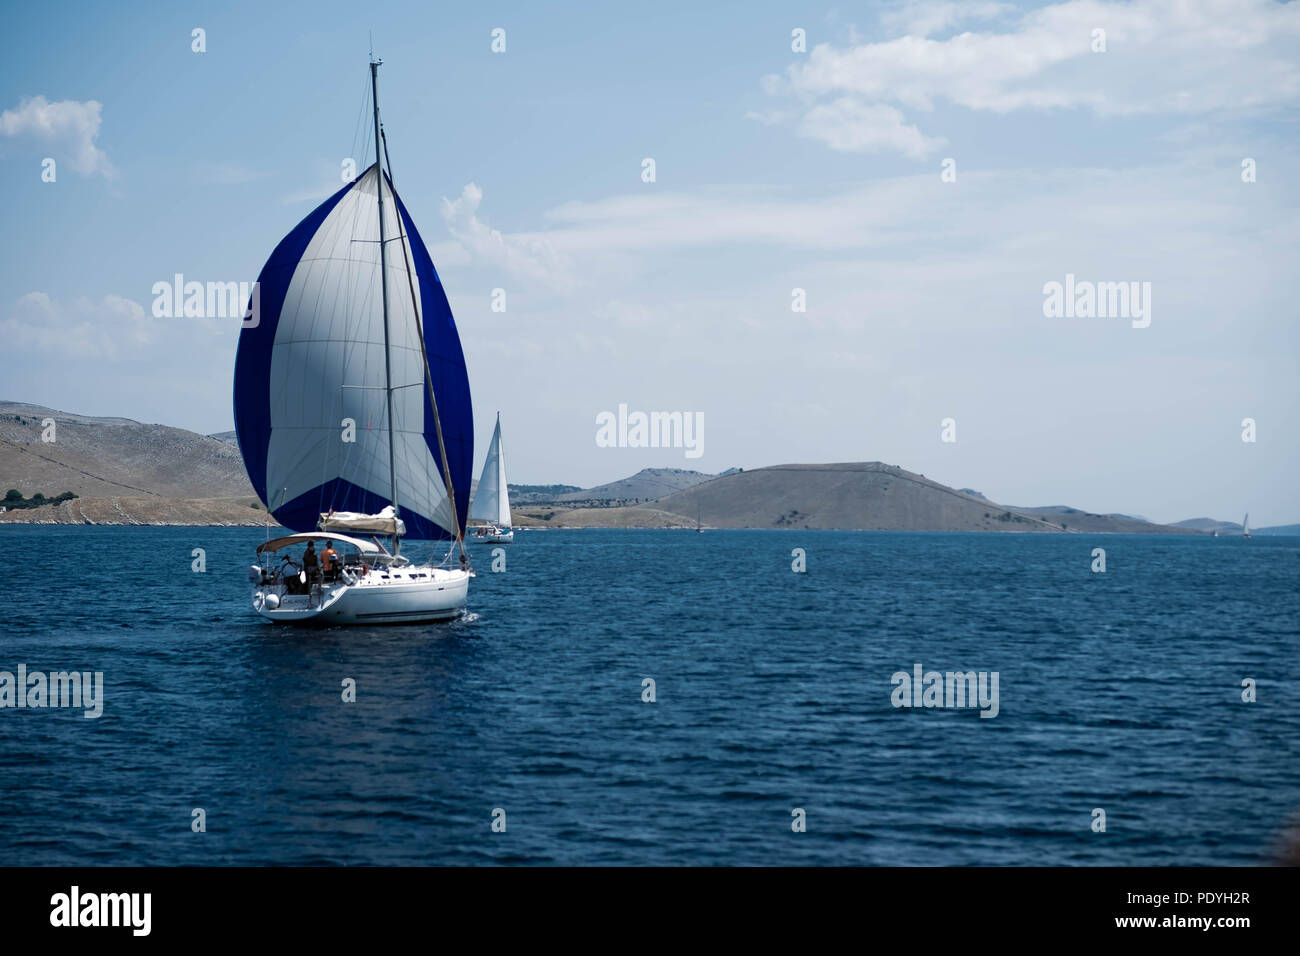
439;183;573;288
280;184;337;205
0;96;113;177
518;180;943;256
798;98;947;157
2;292;149;359
879;1;1014;38
758;0;1300;157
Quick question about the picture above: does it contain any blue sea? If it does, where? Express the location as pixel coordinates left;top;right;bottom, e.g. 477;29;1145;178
0;526;1296;865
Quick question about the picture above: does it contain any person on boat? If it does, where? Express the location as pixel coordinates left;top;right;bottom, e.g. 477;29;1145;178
302;541;319;585
321;540;339;581
278;553;303;594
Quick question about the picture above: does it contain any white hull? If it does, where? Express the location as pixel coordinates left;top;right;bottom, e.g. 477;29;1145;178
253;565;469;625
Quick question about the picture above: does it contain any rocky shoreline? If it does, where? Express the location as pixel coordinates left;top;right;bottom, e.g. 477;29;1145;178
0;495;271;527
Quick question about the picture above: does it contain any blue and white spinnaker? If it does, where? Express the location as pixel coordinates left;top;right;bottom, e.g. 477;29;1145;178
232;163;472;539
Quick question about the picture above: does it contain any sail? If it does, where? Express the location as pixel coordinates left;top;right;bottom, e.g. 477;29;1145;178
470;414;511;526
233;164;473;539
1243;513;1250;535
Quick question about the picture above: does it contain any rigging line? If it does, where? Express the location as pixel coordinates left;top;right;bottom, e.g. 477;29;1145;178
380;125;468;568
358;71;376;180
349;73;369;177
370;62;402;555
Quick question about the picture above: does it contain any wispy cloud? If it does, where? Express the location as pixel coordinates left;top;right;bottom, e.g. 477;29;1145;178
797;99;946;158
280;159;351;205
759;0;1300;157
439;183;573;289
0;95;114;177
1;293;149;359
878;1;1015;38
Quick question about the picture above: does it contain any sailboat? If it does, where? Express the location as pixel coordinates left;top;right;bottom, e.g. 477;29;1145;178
234;57;474;624
470;413;513;542
1243;513;1251;540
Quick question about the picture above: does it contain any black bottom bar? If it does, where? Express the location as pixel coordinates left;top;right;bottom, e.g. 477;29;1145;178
0;866;1285;941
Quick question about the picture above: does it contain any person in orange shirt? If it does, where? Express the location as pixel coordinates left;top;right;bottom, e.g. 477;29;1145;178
321;540;339;581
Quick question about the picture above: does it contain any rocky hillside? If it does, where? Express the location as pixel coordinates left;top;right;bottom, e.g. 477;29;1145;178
0;402;1247;533
651;463;1066;531
551;467;721;505
0;495;268;526
1170;517;1244;534
1009;505;1197;534
0;402;259;526
0;402;252;499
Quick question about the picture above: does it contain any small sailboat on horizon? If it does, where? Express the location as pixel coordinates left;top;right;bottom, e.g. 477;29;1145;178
1243;512;1251;540
470;413;513;543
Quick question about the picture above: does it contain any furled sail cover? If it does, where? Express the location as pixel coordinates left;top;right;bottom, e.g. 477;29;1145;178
233;164;472;539
470;415;511;527
318;505;406;537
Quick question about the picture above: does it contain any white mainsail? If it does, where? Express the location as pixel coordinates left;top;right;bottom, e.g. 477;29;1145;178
1243;513;1250;538
470;413;511;527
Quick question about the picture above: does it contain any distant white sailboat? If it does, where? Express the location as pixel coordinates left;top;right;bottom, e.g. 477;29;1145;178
471;413;513;543
1243;512;1251;540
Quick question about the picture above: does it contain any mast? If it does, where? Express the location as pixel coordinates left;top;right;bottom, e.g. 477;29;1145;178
494;412;509;527
370;57;401;553
380;126;469;567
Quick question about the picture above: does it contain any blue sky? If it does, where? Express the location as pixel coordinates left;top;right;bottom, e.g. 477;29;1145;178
2;0;1298;523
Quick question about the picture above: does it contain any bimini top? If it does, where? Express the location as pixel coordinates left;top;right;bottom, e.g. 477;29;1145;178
255;532;381;555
